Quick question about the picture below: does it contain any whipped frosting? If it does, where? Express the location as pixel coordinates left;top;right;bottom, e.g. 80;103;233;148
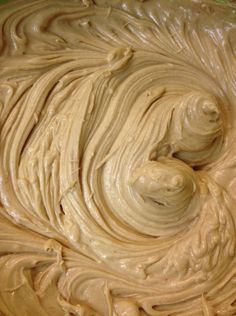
0;0;236;315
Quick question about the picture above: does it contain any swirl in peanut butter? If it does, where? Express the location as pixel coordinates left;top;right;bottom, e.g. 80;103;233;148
0;0;236;315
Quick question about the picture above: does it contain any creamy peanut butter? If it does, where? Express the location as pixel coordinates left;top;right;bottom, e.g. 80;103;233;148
0;0;236;315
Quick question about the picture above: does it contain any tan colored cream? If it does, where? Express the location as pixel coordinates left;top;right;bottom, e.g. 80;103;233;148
0;0;236;315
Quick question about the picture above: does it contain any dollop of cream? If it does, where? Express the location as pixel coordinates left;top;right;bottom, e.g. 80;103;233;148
0;0;236;315
129;158;198;235
169;91;223;166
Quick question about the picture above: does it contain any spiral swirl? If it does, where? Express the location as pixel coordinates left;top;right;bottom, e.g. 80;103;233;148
128;159;198;235
0;0;236;315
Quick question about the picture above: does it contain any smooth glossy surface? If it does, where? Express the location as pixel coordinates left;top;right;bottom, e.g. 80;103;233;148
0;0;236;315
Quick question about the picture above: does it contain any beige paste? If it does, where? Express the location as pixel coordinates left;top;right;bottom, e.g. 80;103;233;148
0;0;236;315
